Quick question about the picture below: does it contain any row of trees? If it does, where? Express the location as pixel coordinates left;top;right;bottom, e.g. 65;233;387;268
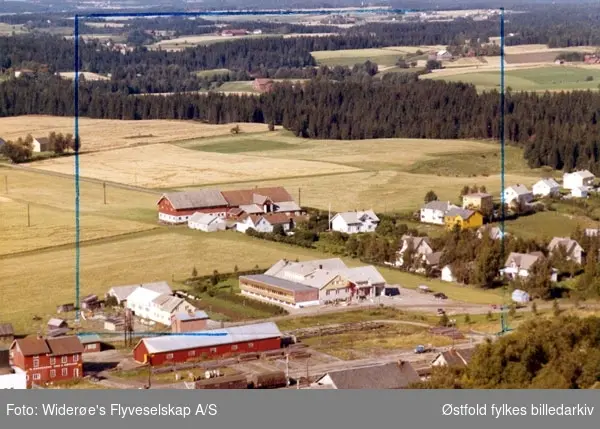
413;315;600;389
1;132;79;163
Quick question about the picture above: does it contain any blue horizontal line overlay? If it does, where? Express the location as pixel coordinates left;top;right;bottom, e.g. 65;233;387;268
77;332;229;337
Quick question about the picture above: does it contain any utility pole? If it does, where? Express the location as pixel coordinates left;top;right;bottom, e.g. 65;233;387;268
285;353;290;387
27;203;30;227
3;175;7;193
298;188;301;207
328;203;331;231
103;182;107;205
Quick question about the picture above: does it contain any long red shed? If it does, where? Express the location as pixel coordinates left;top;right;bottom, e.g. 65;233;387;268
133;321;282;366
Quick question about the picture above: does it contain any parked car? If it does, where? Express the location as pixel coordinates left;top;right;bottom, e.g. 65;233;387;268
434;292;448;300
437;308;446;315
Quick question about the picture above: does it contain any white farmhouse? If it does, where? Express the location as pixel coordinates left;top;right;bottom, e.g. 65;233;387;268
330;210;379;234
532;178;560;197
395;235;433;267
126;288;196;326
188;212;226;232
503;184;533;206
420;201;458;225
236;213;297;234
0;367;26;389
500;252;558;281
563;170;595;190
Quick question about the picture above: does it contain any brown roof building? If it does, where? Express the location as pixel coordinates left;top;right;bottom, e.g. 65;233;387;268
432;347;476;368
0;323;14;343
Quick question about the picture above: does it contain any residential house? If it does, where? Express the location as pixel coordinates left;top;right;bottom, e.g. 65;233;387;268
436;50;452;61
585;228;600;237
236;212;301;234
0;347;26;389
532;178;560;198
431;347;475;368
330;210;380;234
420;201;459;225
477;225;509;240
188;212;226;232
462;192;493;216
126;287;197;326
10;336;84;388
252;78;274;93
500;252;558;281
171;310;210;333
239;258;387;308
563;170;595;190
106;281;173;306
503;184;533;207
548;237;584;264
0;324;14;344
572;187;588;198
422;252;443;274
32;137;51;153
47;319;68;331
444;208;483;231
310;361;420;389
395;235;433;267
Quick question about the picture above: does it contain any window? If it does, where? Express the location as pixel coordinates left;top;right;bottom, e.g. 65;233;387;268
61;356;68;364
248;343;254;349
326;290;331;296
74;368;79;378
50;357;56;365
231;345;238;351
73;354;79;362
50;369;56;378
33;373;41;381
210;348;217;353
188;350;195;357
33;357;39;368
61;368;68;376
88;344;97;350
166;353;174;360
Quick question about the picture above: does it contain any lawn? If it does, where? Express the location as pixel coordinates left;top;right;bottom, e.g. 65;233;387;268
502;211;598;240
424;65;600;92
216;81;257;93
0;116;270;152
195;69;232;78
182;138;295;154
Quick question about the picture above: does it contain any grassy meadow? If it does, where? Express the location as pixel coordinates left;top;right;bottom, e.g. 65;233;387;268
423;65;600;92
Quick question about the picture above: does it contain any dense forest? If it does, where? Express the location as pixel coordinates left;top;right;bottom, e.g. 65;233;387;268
412;315;600;389
2;74;600;173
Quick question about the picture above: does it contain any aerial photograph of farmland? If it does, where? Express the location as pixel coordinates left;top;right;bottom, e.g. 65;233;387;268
0;0;600;392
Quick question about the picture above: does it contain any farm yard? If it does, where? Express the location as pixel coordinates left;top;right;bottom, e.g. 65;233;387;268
310;46;445;67
0;116;270;152
424;65;600;92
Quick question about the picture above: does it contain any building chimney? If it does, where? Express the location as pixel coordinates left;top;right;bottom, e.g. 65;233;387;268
37;331;43;340
319;264;323;269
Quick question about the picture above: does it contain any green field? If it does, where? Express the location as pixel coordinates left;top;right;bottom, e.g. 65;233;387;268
182;137;294;153
216;81;257;93
502;211;598;240
195;69;232;78
0;23;27;35
423;66;600;92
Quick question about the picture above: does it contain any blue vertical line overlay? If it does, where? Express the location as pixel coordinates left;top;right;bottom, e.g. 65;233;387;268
499;8;508;334
74;14;81;322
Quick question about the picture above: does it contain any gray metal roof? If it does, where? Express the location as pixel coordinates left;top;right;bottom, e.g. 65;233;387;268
445;207;475;219
315;361;419;389
152;294;189;313
108;281;172;302
241;274;317;292
188;212;223;225
505;184;531;195
505;252;541;270
77;334;102;344
422;201;454;211
161;189;228;210
535;178;560;188
139;322;282;354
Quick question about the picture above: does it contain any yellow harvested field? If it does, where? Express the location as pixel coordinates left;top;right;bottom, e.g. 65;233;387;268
0;197;155;256
59;72;109;81
0;116;270;152
30;143;360;188
504;44;598;54
153;34;225;46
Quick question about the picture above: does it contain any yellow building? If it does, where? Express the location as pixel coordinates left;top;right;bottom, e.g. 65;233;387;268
444;208;484;230
462;192;493;216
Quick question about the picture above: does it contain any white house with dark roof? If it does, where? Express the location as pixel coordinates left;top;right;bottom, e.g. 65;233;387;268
500;252;558;281
532;178;560;197
548;237;584;264
503;184;533;206
330;210;379;234
310;361;420;389
477;225;509;240
571;187;588;198
395;235;433;267
563;170;595;190
420;201;458;225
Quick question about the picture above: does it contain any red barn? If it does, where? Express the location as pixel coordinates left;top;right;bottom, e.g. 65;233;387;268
157;187;302;224
133;321;282;366
10;336;84;388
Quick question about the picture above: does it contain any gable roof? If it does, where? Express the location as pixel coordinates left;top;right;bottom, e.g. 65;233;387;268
344;265;386;285
138;322;281;354
425;251;442;266
159;189;228;210
47;318;67;327
445;207;475;219
505;252;541;270
315;361;419;389
241;274;318;293
401;235;432;250
332;210;379;225
188;212;223;225
14;335;83;356
127;286;162;304
109;281;172;302
435;347;475;368
535;178;560;188
0;323;14;336
221;187;293;206
568;170;595;179
13;337;51;356
34;137;50;145
422;201;455;211
172;310;209;321
152;294;192;313
505;184;531;195
548;237;582;254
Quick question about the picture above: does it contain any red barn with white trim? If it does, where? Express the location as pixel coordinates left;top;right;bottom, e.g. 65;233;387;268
133;321;282;366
